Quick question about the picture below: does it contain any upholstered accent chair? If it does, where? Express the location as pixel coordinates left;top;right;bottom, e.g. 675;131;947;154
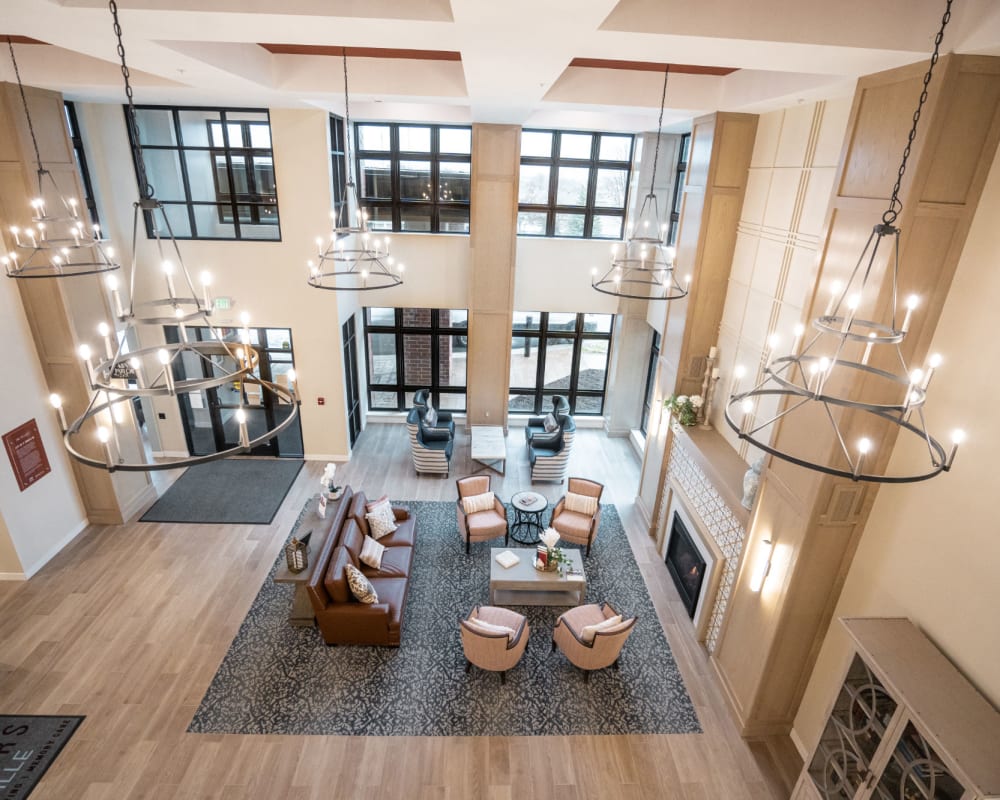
524;394;570;444
549;477;604;555
412;388;456;436
551;602;637;682
406;407;453;476
529;415;575;483
460;605;529;684
455;475;508;553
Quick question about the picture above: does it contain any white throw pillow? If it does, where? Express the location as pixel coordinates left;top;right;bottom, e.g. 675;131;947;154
365;500;398;540
345;563;378;604
464;617;516;641
425;406;438;426
580;614;623;644
565;491;599;516
542;412;558;433
360;535;385;570
461;491;495;515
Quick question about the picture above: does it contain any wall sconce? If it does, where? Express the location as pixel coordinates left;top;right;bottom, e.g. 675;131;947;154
749;538;773;593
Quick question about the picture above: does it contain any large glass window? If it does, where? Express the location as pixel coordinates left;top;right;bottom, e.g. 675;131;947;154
517;129;634;239
354;123;471;234
125;106;280;240
363;307;468;411
64;102;101;229
330;114;347;225
640;329;661;435
509;311;614;416
668;133;690;245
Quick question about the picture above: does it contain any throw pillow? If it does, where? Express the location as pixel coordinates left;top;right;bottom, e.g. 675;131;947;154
365;494;390;514
580;614;623;644
542;412;558;433
461;491;495;515
345;563;378;604
565;491;599;516
366;502;398;540
359;535;385;570
425;406;438;426
464;617;516;641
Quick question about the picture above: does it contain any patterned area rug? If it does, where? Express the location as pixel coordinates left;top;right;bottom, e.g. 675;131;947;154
189;499;701;736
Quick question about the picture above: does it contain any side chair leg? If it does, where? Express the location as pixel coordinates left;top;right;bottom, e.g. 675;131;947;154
466;537;470;555
583;670;590;684
551;638;557;653
500;671;507;685
612;658;620;671
465;660;472;674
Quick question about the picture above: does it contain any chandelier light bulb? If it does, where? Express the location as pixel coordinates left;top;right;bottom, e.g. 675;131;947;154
824;280;843;316
157;348;170;365
78;344;91;361
174;307;184;319
235;408;247;424
49;393;62;409
129;357;140;369
162;260;174;275
928;353;942;368
96;426;110;444
951;429;966;445
665;246;676;263
741;398;754;414
286;368;296;385
97;322;110;337
858;438;872;454
240;311;250;326
200;271;212;286
398;263;405;273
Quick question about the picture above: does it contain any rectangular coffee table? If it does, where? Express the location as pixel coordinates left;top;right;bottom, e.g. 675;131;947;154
470;425;506;475
489;547;586;606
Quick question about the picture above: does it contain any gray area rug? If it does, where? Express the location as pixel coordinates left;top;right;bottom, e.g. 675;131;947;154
140;458;304;524
188;499;701;736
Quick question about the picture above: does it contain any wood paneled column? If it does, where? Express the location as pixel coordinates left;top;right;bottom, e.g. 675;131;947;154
712;55;1000;737
466;124;519;429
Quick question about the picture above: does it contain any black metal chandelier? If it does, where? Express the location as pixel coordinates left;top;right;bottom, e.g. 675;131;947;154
592;64;690;301
307;50;404;292
723;0;962;484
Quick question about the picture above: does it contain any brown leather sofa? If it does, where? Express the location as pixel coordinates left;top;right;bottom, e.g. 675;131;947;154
306;487;417;646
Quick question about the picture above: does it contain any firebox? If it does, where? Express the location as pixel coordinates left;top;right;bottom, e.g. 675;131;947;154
664;513;707;619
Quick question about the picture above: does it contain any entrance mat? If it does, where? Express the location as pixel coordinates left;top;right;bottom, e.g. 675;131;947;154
140;458;304;524
189;500;700;736
0;715;84;800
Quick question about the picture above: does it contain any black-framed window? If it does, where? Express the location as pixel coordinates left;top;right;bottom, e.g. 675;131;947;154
517;129;634;239
640;329;661;435
64;102;100;229
124;106;280;240
508;311;614;416
363;307;468;411
667;133;690;246
330;114;347;223
354;123;471;234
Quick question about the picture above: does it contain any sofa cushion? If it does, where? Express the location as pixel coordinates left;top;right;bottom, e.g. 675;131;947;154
368;577;408;628
345;564;379;604
360;543;412;579
340;519;364;565
349;492;371;537
377;516;417;548
323;546;352;604
467;509;506;537
553;509;593;539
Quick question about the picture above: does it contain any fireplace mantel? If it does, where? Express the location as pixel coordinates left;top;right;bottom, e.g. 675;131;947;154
672;425;751;528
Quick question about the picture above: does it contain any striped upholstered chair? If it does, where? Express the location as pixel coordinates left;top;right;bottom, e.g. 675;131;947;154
461;605;529;684
529;415;575;483
550;477;603;556
406;407;453;476
552;602;637;682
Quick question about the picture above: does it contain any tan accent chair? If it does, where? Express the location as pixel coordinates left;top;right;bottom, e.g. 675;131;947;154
456;475;508;554
552;602;637;682
460;605;529;684
549;477;604;556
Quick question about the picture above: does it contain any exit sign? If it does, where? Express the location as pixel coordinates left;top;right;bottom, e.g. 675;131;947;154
214;296;233;311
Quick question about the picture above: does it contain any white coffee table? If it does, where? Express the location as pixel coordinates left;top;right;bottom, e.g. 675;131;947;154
470;425;506;475
489;547;586;606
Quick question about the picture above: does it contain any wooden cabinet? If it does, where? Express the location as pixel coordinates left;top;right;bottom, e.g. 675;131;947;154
793;618;1000;800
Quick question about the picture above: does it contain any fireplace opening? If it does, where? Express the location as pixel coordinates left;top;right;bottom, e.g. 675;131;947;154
665;513;707;619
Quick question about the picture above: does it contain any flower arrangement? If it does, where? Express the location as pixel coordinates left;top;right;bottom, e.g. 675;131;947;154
537;527;571;572
664;394;703;427
320;463;341;498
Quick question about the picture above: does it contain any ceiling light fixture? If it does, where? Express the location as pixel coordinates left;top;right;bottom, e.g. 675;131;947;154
724;0;961;484
53;1;299;472
3;36;120;280
592;64;689;301
307;49;404;291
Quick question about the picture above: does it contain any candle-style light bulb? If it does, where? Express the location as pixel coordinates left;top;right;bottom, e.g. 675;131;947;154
158;348;175;394
236;407;250;448
824;280;843;317
50;393;67;429
200;271;213;309
162;259;177;297
901;294;919;333
861;331;877;366
853;437;872;479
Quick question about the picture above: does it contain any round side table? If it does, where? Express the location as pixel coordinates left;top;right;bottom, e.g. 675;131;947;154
509;491;548;544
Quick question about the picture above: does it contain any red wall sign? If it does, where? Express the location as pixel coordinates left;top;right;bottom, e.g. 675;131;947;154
3;419;51;492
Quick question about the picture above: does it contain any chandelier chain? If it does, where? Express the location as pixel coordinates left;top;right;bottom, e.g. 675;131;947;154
342;49;355;187
883;0;952;225
648;64;670;196
109;0;152;199
7;36;43;171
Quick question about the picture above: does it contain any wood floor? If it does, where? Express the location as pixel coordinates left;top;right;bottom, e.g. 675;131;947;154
0;423;792;799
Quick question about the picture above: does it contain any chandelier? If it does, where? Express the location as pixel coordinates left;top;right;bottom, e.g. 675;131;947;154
52;0;299;472
723;0;962;484
307;50;404;291
3;37;120;280
592;64;689;301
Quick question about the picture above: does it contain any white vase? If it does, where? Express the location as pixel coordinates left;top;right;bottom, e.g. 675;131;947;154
741;456;764;510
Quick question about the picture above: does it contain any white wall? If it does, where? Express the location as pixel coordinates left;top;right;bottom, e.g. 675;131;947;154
0;270;88;579
792;141;1000;753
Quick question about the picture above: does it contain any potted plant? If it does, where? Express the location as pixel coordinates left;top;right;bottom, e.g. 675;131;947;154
320;463;342;500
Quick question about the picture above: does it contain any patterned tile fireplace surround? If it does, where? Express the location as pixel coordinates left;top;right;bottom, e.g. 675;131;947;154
654;426;750;653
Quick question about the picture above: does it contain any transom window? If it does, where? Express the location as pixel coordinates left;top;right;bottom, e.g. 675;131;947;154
64;102;101;229
640;329;661;435
125;106;280;240
517;129;634;239
364;308;469;411
509;311;615;416
354;124;472;234
668;133;691;245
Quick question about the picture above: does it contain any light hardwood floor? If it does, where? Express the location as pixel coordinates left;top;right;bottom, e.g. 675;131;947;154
0;423;792;799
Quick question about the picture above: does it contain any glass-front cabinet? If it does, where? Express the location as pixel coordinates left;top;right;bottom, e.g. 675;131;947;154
792;618;1000;800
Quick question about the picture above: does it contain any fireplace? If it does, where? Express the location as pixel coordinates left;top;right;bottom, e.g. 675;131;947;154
664;514;707;619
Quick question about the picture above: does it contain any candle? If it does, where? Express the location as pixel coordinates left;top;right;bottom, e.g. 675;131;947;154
901;295;919;333
10;226;20;246
316;236;324;256
808;362;822;394
162;260;176;298
200;271;213;309
158;349;174;394
50;393;67;430
947;429;965;468
731;364;746;397
287;368;297;396
236;407;250;448
129;356;144;389
708;346;718;360
97;426;114;468
922;353;941;390
791;323;805;356
740;398;754;435
862;332;877;366
175;307;188;342
79;344;94;384
841;295;859;333
824;281;842;317
107;275;125;318
68;197;79;217
853;438;871;480
98;322;114;359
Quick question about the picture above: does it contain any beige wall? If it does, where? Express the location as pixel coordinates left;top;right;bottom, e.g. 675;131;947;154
712;97;852;459
792;142;1000;753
